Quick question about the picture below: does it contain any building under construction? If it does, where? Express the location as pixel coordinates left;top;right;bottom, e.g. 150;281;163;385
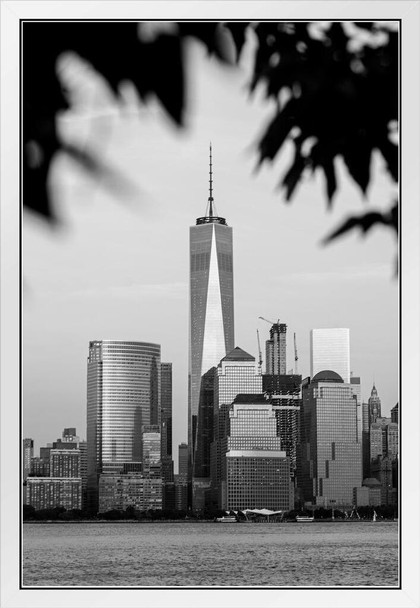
263;374;302;484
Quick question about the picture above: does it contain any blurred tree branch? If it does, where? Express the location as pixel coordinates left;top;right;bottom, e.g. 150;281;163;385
23;21;398;244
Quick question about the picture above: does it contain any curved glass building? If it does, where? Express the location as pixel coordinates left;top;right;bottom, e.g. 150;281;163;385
86;340;161;512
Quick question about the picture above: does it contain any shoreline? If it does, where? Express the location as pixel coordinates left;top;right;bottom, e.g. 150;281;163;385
23;518;398;524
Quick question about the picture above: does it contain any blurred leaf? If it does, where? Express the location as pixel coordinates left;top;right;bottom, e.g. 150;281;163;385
258;99;299;163
224;22;250;62
323;201;398;244
281;141;306;200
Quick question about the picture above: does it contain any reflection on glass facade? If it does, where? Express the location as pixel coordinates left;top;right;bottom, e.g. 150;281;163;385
188;171;234;483
310;328;350;383
300;371;362;507
87;340;161;512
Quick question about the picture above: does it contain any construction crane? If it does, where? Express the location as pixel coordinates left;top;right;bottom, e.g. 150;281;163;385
294;332;299;375
256;329;263;371
258;316;279;326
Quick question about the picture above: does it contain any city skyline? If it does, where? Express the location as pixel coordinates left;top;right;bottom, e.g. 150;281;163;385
23;37;398;472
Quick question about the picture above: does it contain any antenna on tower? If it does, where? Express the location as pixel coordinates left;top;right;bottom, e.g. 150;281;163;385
208;142;214;217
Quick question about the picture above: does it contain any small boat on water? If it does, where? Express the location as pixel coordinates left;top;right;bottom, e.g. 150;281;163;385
296;515;314;522
215;516;238;523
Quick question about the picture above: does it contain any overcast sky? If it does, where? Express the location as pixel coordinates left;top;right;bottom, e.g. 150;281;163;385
23;32;398;471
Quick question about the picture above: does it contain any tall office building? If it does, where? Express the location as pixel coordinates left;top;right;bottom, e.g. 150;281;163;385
87;340;161;512
178;443;189;480
265;323;287;375
176;443;189;511
79;440;88;510
263;374;302;480
300;370;362;507
23;438;34;481
221;394;293;511
362;384;383;479
350;374;362;444
160;363;173;458
310;328;350;383
210;347;263;508
188;146;234;482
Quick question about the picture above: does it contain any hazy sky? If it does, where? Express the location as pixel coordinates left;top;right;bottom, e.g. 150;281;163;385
23;32;398;471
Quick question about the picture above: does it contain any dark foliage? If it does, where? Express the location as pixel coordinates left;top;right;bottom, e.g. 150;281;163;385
23;21;398;244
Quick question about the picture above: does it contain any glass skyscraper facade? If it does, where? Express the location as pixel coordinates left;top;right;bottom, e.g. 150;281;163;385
300;370;362;507
188;148;234;483
310;328;350;383
86;340;161;512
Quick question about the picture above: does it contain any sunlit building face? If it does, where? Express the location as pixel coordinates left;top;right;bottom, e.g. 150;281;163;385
310;328;350;383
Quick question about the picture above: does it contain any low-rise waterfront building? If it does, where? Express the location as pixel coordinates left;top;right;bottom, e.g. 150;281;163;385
26;477;82;510
98;474;163;512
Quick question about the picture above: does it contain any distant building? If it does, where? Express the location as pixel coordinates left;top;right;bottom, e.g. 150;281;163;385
350;374;363;447
370;456;397;506
221;395;293;511
98;475;162;512
368;384;382;423
265;323;287;375
310;328;350;383
391;402;399;424
178;443;189;480
142;425;161;476
160;362;173;459
86;340;161;512
299;370;362;507
50;449;80;478
26;478;82;511
30;457;50;477
174;474;188;512
23;438;34;482
354;478;382;507
263;374;302;482
210;347;263;509
79;441;87;510
40;446;52;460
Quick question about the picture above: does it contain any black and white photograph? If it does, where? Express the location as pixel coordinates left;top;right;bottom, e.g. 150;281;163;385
1;2;419;607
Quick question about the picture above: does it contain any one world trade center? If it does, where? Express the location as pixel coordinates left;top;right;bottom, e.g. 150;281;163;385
188;145;234;502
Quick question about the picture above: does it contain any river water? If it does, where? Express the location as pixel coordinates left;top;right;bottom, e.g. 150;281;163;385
22;521;399;587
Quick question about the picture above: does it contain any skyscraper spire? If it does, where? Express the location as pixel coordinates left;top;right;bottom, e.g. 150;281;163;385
196;144;226;225
209;142;214;216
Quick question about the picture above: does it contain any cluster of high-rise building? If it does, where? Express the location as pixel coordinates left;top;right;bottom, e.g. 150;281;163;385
23;146;398;516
